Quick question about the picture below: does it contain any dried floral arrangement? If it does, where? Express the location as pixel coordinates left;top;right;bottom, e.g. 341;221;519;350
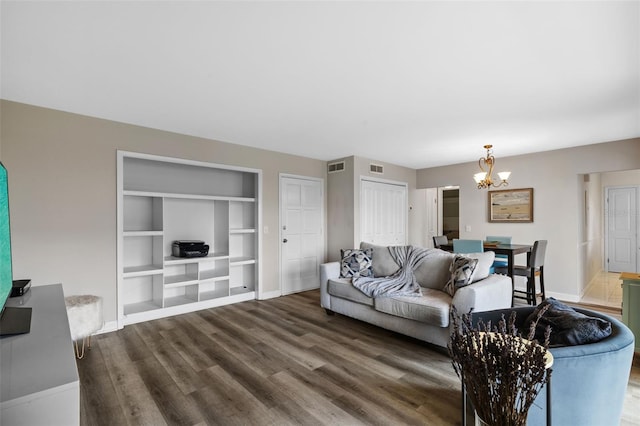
448;306;552;426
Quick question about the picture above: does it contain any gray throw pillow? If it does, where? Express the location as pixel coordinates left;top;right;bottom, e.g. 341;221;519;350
443;255;478;297
359;242;401;277
340;248;374;278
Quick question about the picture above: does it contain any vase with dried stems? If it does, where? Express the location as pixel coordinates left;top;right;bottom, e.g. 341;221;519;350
448;306;553;426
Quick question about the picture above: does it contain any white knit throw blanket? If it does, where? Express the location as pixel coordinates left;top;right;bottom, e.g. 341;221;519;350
352;245;432;298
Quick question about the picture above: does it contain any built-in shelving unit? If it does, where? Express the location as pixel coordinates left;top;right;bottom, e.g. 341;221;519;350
117;151;261;326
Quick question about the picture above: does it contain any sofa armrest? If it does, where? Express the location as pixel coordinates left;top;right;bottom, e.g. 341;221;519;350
451;274;512;316
319;262;340;309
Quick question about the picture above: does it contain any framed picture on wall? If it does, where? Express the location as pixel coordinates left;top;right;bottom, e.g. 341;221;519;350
488;188;533;223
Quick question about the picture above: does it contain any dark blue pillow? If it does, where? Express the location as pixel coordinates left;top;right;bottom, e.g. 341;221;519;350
525;298;612;346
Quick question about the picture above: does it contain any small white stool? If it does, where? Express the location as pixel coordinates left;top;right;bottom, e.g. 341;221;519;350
65;295;103;359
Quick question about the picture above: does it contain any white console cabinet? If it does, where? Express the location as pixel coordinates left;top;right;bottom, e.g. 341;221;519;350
117;151;261;326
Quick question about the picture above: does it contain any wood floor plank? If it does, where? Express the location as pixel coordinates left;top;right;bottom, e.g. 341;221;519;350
79;289;640;426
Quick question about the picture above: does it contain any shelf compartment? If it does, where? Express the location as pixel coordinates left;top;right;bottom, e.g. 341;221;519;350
229;200;256;230
164;263;198;286
123;235;163;275
123;275;163;315
200;280;230;301
164;290;198;308
230;263;256;292
123;195;163;232
229;257;255;266
230;286;254;296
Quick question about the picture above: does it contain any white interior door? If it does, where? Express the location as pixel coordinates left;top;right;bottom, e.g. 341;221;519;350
606;186;638;273
280;175;324;295
360;179;407;246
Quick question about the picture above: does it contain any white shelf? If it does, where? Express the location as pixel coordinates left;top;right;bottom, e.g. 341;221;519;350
123;190;255;203
164;253;229;265
124;230;163;237
124;300;162;315
230;228;255;234
230;257;256;266
164;274;198;286
123;265;163;278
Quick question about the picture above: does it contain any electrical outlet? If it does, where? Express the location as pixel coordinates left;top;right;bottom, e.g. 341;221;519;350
465;225;472;232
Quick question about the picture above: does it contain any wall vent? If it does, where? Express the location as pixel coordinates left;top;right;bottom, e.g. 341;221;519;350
328;161;345;173
370;163;384;174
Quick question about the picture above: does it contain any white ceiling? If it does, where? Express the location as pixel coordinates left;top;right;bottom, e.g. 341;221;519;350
1;1;639;169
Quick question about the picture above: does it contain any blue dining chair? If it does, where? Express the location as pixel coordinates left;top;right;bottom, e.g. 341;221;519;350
453;239;495;274
453;239;483;254
486;235;511;268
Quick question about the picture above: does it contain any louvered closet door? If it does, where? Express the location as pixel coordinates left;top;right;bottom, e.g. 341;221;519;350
360;179;407;246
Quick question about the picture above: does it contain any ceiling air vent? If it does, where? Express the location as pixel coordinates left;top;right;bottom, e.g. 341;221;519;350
370;163;384;174
328;161;345;173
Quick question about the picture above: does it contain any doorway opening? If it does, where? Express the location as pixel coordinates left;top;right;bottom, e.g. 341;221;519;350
440;187;460;242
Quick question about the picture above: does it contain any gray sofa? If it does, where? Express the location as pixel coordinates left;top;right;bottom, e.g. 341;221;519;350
319;242;513;348
471;306;635;426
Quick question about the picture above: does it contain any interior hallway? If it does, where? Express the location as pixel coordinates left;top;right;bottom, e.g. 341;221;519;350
580;271;623;312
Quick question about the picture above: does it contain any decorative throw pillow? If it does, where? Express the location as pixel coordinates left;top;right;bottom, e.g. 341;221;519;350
467;251;495;283
340;248;373;279
443;255;478;297
524;297;612;346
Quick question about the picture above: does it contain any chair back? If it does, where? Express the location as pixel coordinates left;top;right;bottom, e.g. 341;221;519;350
529;240;548;268
433;235;448;248
453;239;483;253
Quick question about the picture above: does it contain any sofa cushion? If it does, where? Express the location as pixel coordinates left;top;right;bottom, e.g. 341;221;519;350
327;278;374;306
413;249;455;289
374;288;452;327
443;255;478;296
340;248;373;278
360;242;401;277
466;251;495;283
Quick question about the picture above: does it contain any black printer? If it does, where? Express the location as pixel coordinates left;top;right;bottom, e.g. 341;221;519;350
172;240;209;258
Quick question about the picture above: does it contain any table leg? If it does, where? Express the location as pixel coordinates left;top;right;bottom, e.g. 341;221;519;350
547;375;552;426
508;252;515;306
461;371;467;426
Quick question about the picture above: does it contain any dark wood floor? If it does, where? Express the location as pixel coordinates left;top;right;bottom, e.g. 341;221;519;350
78;290;640;426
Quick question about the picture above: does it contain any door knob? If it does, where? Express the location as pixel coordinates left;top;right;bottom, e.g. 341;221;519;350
283;239;288;243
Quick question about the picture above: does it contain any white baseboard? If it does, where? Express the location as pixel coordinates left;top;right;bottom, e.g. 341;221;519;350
259;290;281;300
546;291;580;303
96;320;119;335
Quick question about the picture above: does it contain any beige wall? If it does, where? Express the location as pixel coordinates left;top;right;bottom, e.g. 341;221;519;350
416;138;640;301
326;155;423;262
1;100;326;324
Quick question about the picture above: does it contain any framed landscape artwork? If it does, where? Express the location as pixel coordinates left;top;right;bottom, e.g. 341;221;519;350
488;188;533;223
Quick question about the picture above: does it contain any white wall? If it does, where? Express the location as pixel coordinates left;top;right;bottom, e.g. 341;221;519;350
416;139;640;302
1;100;327;326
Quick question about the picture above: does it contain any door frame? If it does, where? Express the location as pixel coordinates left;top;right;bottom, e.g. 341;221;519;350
278;173;325;296
604;185;639;273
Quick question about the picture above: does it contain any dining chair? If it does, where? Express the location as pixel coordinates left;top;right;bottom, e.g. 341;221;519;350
453;239;484;253
433;235;448;249
497;240;547;306
486;235;511;268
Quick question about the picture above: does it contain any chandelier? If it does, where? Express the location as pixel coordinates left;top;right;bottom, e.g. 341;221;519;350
473;144;511;189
